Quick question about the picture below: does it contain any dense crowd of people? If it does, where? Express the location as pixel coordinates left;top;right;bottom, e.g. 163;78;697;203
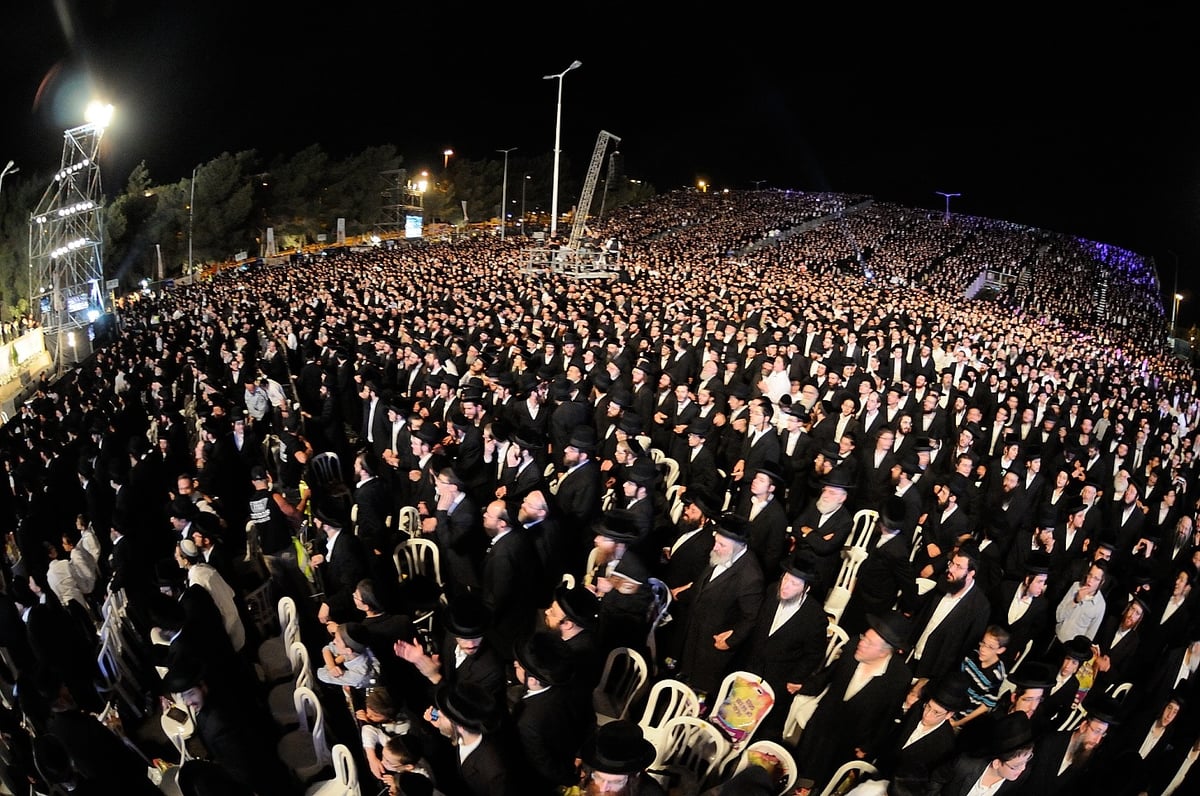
0;187;1197;796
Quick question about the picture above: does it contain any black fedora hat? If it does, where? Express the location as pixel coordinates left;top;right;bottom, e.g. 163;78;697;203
987;711;1034;757
1062;635;1095;663
514;632;574;687
878;495;908;531
753;462;786;489
434;681;503;733
866;611;911;651
683;492;722;519
780;553;820;586
1010;660;1057;689
624;458;658;488
443;593;491;639
597;509;641;543
927;671;974;714
821;467;857;491
580;720;657;775
566;425;597;453
554;582;600;629
713;512;752;544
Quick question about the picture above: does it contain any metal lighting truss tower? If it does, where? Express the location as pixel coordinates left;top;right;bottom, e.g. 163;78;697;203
29;113;109;363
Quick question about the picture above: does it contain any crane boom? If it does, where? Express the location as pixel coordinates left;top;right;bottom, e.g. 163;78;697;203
567;130;621;250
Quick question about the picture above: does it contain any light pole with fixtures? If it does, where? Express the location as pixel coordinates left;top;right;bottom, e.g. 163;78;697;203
543;59;581;241
935;191;961;221
443;149;454;169
497;147;516;240
521;173;530;236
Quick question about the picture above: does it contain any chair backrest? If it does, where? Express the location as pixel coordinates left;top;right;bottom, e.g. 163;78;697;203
825;623;849;667
1108;681;1133;701
651;716;730;790
733;740;797;795
849;509;878;549
594;647;649;724
909;524;923;563
819;760;879;796
278;596;299;645
708;671;775;756
638;679;700;746
661;457;681;489
1058;704;1088;732
649;447;666;464
292;686;331;767
328;743;361;796
309;451;343;488
393;537;443;588
288;640;314;690
397;505;420;538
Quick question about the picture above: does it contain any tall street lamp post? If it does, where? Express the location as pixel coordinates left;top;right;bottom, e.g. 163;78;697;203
497;147;516;240
543;60;581;241
521;173;530;236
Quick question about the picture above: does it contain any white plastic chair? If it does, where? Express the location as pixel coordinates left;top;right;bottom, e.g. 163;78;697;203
707;671;775;767
732;739;797;795
1008;639;1034;675
915;577;937;596
650;715;731;792
645;577;673;672
397;505;420;539
258;595;299;685
309;451;343;491
908;524;923;563
593;646;649;725
825;623;850;667
304;743;361;796
269;641;315;729
637;678;700;748
277;685;332;785
823;546;868;624
393;537;443;588
1108;681;1133;701
849;509;879;550
1057;704;1088;732
661;457;681;489
820;760;879;796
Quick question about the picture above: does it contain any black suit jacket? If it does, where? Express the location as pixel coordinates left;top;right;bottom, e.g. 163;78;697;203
481;528;541;660
353;476;394;553
841;531;917;637
678;549;765;696
318;529;370;622
511;685;581;790
739;587;828;698
910;583;991;681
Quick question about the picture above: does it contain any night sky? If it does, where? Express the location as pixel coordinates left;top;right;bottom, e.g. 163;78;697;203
2;3;1198;322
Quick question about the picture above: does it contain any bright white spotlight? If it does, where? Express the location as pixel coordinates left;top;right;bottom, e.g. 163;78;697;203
86;308;100;322
85;101;114;129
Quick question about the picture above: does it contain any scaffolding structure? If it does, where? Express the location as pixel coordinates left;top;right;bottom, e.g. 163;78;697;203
376;168;425;239
29;116;109;367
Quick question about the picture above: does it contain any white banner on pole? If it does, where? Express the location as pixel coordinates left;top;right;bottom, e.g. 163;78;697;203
266;227;277;256
336;218;346;245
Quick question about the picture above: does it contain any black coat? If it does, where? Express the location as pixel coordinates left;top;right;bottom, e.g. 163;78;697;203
797;648;912;789
511;686;581;790
678;549;764;697
481;528;541;660
738;588;828;709
910;583;991;681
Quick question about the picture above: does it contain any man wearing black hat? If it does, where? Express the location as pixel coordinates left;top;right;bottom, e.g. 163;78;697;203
1024;694;1121;794
397;594;506;709
553;426;603;566
677;514;765;699
841;496;920;637
679;417;721;501
791;468;855;601
739;553;828;739
510;632;581;791
926;711;1035;796
734;463;791;576
311;506;370;625
910;545;992;685
797;611;914;790
479;499;540;661
1090;597;1146;697
579;720;666;795
860;674;973;796
424;680;508;796
990;552;1053;668
544;581;603;721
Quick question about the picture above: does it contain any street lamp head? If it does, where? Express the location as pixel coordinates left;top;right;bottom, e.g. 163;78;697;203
1176;293;1184;301
544;60;583;80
